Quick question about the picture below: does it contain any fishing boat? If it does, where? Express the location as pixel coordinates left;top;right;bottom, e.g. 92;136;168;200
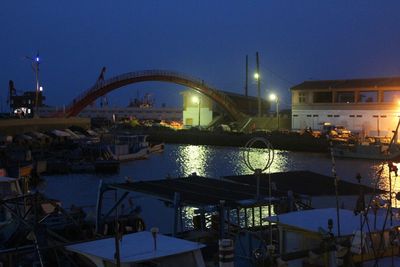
333;118;400;160
94;171;383;267
265;207;400;266
107;134;149;161
332;140;400;160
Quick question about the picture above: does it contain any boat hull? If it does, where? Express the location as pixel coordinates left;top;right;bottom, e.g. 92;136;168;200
333;144;400;160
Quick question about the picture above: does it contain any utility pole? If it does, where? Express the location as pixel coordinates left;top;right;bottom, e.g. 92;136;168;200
256;52;261;117
198;98;201;127
34;54;40;116
245;55;248;96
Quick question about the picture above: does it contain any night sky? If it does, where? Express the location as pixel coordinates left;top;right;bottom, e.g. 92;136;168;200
2;1;400;111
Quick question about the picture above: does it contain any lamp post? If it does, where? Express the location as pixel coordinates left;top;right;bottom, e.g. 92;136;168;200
25;53;40;117
269;93;279;130
192;96;201;127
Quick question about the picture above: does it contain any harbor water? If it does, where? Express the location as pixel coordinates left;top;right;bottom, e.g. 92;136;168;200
43;144;398;233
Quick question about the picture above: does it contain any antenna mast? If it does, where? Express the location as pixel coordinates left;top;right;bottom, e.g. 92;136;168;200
256;52;261;117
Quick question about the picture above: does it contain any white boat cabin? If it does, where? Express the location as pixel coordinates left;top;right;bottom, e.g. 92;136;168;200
265;208;400;266
66;231;206;267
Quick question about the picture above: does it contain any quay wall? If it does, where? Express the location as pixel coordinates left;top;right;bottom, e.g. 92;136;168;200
0;117;90;135
144;129;329;153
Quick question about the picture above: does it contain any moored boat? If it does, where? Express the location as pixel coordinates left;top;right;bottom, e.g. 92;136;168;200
333;118;400;160
265;207;400;266
149;142;165;153
332;141;400;160
107;134;149;161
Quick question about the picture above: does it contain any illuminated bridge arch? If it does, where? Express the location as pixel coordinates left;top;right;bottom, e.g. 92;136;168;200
61;70;245;121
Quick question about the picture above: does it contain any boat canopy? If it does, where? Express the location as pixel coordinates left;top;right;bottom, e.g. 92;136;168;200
265;208;400;236
51;129;71;137
108;175;287;208
27;131;50;139
66;231;205;264
223;170;385;196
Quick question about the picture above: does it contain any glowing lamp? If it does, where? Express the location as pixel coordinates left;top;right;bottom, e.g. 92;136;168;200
269;93;277;102
192;96;199;104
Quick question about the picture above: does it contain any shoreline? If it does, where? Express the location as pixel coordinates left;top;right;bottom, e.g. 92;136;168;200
118;127;330;153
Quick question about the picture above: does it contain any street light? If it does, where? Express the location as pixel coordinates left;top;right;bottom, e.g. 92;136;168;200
269;93;279;130
254;71;261;117
25;52;40;117
192;96;201;127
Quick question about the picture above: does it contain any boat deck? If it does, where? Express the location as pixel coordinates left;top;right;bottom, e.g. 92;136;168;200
223;170;385;196
108;171;384;208
109;174;286;208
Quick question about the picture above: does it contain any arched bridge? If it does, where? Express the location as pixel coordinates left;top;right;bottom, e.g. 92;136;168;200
59;70;246;121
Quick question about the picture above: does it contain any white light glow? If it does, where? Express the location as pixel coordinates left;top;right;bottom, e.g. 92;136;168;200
192;96;199;104
269;93;277;101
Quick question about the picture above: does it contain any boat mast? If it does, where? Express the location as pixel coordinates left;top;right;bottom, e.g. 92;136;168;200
328;138;341;237
387;118;400;226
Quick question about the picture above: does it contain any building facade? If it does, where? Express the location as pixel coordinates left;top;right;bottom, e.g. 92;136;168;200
10;91;45;117
181;91;213;127
291;77;400;137
181;89;270;128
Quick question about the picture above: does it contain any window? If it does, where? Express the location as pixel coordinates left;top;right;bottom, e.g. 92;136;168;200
292;114;298;117
334;115;340;117
383;91;400;102
185;118;193;126
327;115;333;117
306;115;312;117
349;115;355;117
358;91;378;103
313;92;332;103
356;115;362;118
336;91;355;103
298;92;307;103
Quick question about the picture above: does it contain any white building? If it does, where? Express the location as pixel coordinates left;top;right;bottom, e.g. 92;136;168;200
291;77;400;137
181;91;213;127
181;89;270;129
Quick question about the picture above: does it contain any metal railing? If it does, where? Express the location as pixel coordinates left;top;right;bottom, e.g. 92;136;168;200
61;70;245;121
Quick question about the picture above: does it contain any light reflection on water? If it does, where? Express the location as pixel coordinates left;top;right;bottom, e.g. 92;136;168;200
175;145;209;177
44;144;400;232
173;145;299;177
370;162;400;207
170;145;400;209
181;206;275;231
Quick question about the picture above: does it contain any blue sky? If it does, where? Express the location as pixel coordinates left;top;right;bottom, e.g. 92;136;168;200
2;1;400;110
